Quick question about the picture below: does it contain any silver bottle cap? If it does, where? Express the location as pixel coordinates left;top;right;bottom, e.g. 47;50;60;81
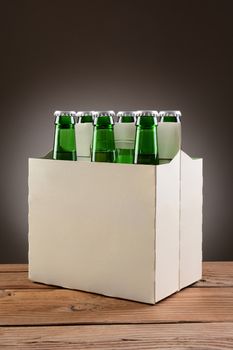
159;110;182;117
76;111;97;117
96;111;115;117
54;111;76;117
117;111;135;117
134;110;158;117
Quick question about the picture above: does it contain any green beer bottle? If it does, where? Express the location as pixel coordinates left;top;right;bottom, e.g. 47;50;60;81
134;110;159;165
158;110;181;164
91;111;116;163
115;111;136;164
52;111;77;161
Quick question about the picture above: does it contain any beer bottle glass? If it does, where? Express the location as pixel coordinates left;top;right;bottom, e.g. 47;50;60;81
76;111;95;123
134;110;159;165
91;111;116;163
158;110;181;164
115;111;136;164
76;111;95;159
52;111;77;161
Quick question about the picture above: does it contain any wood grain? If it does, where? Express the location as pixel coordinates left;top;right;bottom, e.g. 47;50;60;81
0;286;233;326
0;272;54;289
0;262;232;349
0;262;233;289
0;264;28;272
196;262;233;287
0;323;233;349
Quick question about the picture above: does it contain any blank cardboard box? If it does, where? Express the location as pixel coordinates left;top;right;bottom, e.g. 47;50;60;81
28;151;202;304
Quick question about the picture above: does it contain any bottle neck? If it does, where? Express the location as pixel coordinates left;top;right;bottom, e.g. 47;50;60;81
94;116;114;128
160;116;180;123
56;124;75;129
118;116;135;123
92;123;116;162
79;115;93;123
136;116;157;128
55;115;75;125
53;126;77;160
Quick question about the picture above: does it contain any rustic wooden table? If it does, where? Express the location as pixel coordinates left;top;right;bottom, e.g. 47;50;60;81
0;262;232;349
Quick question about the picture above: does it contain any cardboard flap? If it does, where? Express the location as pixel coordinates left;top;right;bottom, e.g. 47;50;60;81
158;123;181;160
179;150;203;289
155;151;180;301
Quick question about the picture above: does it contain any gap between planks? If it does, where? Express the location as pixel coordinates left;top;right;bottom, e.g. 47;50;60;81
1;320;233;328
0;322;233;350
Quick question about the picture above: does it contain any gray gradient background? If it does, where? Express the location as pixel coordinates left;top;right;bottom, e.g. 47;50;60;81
0;0;233;262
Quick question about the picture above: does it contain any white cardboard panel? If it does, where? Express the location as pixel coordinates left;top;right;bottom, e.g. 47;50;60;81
28;150;202;304
114;123;135;142
29;160;156;303
75;123;93;157
179;151;203;289
155;152;180;301
158;123;181;160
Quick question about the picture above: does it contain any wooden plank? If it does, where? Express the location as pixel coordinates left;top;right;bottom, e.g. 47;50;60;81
0;323;233;349
0;287;233;326
195;261;233;287
0;262;233;289
0;272;54;289
0;264;28;272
